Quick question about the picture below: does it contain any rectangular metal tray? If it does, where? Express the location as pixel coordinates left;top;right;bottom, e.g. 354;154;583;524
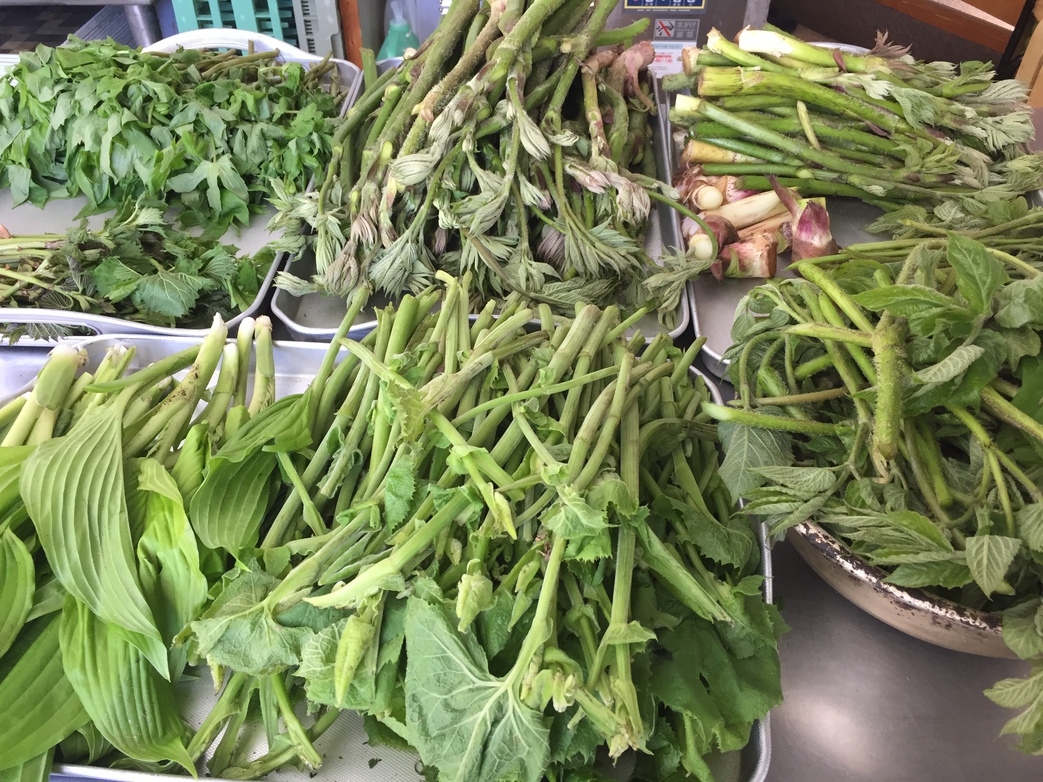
2;336;768;782
0;30;362;340
271;80;691;344
688;199;882;379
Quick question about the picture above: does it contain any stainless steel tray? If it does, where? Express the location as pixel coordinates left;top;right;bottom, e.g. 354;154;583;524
0;30;362;340
271;80;691;343
2;337;768;782
688;199;882;378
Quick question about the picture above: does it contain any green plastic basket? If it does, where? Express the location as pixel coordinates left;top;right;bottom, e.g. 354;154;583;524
171;0;300;47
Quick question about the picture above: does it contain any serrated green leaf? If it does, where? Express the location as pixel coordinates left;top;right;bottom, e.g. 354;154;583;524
92;257;143;302
996;276;1043;329
884;560;973;589
132;269;209;319
1017;504;1043;553
384;457;416;530
946;233;1007;313
965;534;1021;598
850;285;956;316
187;569;311;675
404;594;549;782
1003;599;1043;660
600;621;656;646
985;666;1043;710
750;465;835;494
915;345;985;385
717;422;793;499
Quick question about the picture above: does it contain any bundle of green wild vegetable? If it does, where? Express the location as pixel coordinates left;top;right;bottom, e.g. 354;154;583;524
274;0;704;318
710;202;1043;752
661;26;1043;277
0;37;346;228
0;201;269;338
0;278;782;782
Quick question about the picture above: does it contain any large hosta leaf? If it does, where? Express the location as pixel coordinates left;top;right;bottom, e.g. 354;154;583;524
59;597;192;772
0;615;88;769
20;403;166;677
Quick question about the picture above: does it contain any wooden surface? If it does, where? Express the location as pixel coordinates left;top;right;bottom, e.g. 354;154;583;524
874;0;1014;51
338;0;364;68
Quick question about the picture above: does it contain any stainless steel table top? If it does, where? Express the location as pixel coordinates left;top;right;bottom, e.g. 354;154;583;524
770;539;1042;781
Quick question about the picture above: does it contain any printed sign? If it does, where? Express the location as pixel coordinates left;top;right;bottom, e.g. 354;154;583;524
623;0;706;9
654;18;701;40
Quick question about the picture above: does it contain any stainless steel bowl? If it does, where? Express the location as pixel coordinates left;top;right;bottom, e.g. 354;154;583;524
788;522;1015;659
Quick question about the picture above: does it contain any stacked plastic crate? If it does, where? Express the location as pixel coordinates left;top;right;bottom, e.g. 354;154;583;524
175;0;349;59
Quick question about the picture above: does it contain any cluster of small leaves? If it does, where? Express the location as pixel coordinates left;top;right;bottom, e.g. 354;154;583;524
0;38;344;229
0;200;266;333
719;230;1043;752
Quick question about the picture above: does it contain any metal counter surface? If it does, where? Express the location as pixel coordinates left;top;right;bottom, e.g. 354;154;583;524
770;539;1042;781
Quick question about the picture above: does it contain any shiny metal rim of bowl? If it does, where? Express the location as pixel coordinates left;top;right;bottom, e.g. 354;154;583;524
787;521;1016;659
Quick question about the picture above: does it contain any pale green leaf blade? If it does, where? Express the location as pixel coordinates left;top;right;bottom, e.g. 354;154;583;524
188;452;276;553
134;459;208;678
965;534;1021;598
404;595;549;782
0;529;34;660
985;667;1043;710
914;345;985;385
883;560;973;589
0;445;32;521
749;465;835;494
187;570;310;675
717;422;793;498
0;615;89;769
1003;599;1043;660
59;597;193;772
0;748;53;782
1016;504;1043;554
20;404;167;677
946;233;1007;314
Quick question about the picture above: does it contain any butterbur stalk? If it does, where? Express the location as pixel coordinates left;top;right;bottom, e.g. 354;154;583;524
2;345;84;447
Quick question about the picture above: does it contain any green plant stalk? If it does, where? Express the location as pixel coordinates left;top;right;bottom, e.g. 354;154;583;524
683;95;930;186
222;709;341;780
944;403;1015;536
270;672;322;769
690;117;903;156
306;492;473;609
403;5;502;156
544;0;619;128
901;421;952;525
3;345;82;447
703;402;853;435
871;313;905;464
187;672;251;761
247;318;275;417
981;386;1043;447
